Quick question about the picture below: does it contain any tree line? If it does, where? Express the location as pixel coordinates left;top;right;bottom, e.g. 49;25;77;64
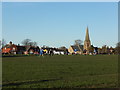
0;38;120;55
0;38;37;48
74;39;120;55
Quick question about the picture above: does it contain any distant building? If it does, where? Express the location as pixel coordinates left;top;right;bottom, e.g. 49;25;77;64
2;41;40;54
2;41;17;54
16;45;26;54
68;45;83;54
68;27;92;55
83;27;91;54
28;46;40;54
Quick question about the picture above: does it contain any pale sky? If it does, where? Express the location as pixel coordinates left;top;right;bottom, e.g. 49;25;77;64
2;2;118;48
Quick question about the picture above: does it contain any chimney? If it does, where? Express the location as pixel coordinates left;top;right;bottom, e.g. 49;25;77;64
9;41;12;45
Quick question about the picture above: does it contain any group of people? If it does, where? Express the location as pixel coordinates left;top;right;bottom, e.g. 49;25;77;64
39;49;53;56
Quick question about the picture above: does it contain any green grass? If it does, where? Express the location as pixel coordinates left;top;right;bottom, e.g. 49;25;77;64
2;55;118;88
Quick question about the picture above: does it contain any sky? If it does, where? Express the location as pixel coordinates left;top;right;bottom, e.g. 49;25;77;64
2;2;118;48
2;0;119;2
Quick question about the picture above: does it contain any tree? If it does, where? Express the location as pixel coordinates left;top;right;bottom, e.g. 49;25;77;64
88;45;94;53
29;41;37;46
32;41;37;46
106;46;110;54
59;46;68;54
21;39;37;46
101;45;107;54
109;47;115;54
21;39;31;46
74;39;83;52
74;39;83;46
59;46;67;51
117;42;120;47
115;42;120;54
1;39;6;48
98;48;102;54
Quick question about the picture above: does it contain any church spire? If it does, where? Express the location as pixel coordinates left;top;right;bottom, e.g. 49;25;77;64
85;26;90;41
84;26;91;52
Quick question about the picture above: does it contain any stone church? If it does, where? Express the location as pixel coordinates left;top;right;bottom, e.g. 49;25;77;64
83;27;91;54
68;27;91;54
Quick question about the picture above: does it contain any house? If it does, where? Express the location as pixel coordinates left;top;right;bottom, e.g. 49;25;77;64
58;46;68;55
2;41;40;55
2;41;27;54
2;41;17;54
27;46;40;54
16;45;26;54
68;45;83;54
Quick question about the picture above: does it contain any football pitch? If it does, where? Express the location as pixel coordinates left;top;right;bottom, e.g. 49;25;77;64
2;55;118;88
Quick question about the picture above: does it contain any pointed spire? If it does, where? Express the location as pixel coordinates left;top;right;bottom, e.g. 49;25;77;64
85;26;90;41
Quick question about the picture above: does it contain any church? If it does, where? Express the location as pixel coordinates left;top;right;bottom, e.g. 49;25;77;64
68;27;91;54
83;27;91;54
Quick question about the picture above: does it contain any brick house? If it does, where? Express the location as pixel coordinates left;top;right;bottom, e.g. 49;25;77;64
2;41;17;54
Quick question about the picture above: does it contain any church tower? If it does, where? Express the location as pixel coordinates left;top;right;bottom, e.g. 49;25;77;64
84;27;91;51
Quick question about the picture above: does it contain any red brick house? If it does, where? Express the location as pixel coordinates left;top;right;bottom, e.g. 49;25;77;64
2;41;40;55
2;41;17;54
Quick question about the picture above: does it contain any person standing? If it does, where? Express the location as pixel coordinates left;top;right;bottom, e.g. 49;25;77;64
40;48;44;56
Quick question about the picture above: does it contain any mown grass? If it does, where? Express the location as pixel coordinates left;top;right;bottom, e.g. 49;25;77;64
2;55;118;88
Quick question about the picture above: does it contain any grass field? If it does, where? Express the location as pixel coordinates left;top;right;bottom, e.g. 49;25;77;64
2;55;118;88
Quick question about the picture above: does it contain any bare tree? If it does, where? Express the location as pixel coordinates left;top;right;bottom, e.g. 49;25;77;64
74;39;83;46
115;42;120;54
21;39;31;46
98;48;102;54
117;42;120;47
32;41;37;46
29;41;37;46
21;39;37;46
59;46;67;50
74;39;83;52
101;45;107;54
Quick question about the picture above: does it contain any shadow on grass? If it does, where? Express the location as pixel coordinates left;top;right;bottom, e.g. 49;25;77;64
2;55;35;58
2;78;61;87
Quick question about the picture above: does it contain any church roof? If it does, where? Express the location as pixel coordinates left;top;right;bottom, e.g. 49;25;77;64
71;45;83;51
85;27;90;41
